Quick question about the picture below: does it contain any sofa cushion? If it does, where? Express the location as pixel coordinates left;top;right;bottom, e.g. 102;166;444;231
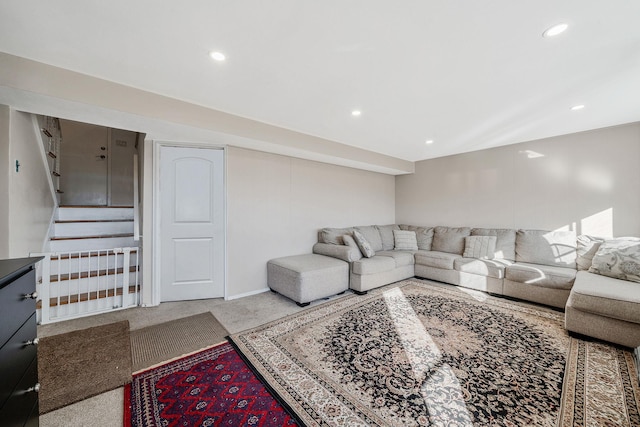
414;250;461;270
376;250;416;267
515;229;577;268
471;228;517;261
505;262;576;290
319;227;353;245
355;226;383;252
352;256;396;275
376;224;400;251
400;225;434;250
463;236;497;259
454;258;512;279
393;230;419;251
589;237;640;283
432;226;471;254
577;235;605;271
352;230;375;258
570;270;640;324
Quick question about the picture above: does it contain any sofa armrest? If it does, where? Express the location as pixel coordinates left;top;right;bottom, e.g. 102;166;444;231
313;242;362;262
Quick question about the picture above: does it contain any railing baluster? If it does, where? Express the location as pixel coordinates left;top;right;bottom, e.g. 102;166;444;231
41;254;51;324
31;247;140;324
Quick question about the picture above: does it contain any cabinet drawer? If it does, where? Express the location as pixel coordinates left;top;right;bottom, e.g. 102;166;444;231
0;356;38;427
0;313;37;408
0;269;36;348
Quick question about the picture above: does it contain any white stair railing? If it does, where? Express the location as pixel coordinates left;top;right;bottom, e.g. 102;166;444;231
31;247;140;324
133;153;140;241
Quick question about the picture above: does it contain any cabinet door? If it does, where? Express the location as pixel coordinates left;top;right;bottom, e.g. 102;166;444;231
0;269;36;348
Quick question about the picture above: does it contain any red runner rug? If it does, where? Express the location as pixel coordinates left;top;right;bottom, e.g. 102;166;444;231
124;342;298;426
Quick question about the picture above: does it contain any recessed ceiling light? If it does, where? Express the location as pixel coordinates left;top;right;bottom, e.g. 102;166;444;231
209;51;226;61
425;140;434;145
571;104;585;111
543;23;568;38
351;110;361;117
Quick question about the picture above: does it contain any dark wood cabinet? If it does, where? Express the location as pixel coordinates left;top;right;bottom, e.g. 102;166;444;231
0;257;42;427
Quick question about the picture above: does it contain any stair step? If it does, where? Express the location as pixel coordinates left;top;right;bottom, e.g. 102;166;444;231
37;285;138;308
59;205;134;208
53;221;133;238
49;235;136;252
48;251;138;276
51;233;134;241
56;206;134;221
47;266;138;283
55;219;134;224
50;249;138;260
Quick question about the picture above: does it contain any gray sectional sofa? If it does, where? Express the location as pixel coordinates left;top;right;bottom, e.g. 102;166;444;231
312;224;640;348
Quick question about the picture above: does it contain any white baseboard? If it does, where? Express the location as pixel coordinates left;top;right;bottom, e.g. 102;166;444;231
225;287;270;301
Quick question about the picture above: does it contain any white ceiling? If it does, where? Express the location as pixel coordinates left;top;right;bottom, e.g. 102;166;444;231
1;1;639;162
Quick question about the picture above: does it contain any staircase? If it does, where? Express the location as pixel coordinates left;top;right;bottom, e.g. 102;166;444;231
34;206;140;324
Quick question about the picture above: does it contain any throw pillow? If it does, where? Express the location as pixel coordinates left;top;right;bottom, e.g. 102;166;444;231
463;236;497;259
393;230;418;251
352;230;375;258
320;227;352;245
589;238;640;283
576;235;605;271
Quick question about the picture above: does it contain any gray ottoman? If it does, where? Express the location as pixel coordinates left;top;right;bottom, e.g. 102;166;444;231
267;254;349;306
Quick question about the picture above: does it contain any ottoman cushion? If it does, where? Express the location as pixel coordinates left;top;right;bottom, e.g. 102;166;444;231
569;270;640;324
268;254;349;304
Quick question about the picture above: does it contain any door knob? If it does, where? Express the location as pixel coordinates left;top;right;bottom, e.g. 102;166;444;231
96;155;106;160
100;146;106;150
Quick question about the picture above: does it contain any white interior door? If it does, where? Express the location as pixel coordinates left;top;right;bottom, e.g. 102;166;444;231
159;146;225;302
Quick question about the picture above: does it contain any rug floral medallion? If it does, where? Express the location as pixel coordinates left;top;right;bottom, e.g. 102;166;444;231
230;280;640;426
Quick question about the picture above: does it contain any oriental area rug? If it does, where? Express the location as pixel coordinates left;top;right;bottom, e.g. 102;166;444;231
125;342;298;426
230;280;640;426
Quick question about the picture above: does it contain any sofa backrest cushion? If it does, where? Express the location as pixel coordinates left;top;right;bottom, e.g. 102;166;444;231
355;226;383;252
516;229;577;268
399;225;434;250
577;235;606;271
376;224;400;251
432;226;471;254
319;227;354;245
471;228;517;261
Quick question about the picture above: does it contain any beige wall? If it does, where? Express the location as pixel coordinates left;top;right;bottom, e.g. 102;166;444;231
0;105;10;258
226;147;396;298
396;122;640;237
8;110;56;257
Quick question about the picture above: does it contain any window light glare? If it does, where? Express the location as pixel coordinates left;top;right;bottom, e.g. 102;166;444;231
425;140;434;145
209;51;226;61
571;104;585;111
543;23;568;38
351;110;361;117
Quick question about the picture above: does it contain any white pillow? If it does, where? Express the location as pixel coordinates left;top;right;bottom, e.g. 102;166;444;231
393;230;418;251
463;236;497;259
352;230;375;258
589;238;640;283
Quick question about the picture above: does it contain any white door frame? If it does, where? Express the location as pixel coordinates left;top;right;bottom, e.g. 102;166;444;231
150;140;227;306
